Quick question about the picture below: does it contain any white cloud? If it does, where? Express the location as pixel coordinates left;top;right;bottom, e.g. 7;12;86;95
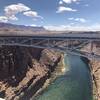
56;6;77;13
29;24;42;27
8;15;18;21
0;3;43;22
4;3;30;21
59;1;63;4
75;18;86;23
59;0;80;4
63;0;72;4
44;24;100;31
84;4;89;7
0;16;8;23
5;3;30;15
44;25;70;31
90;23;100;31
30;24;38;27
23;11;38;17
23;11;43;19
68;17;86;23
68;17;74;20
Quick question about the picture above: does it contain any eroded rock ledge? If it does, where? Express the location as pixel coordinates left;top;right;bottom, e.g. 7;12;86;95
90;60;100;100
81;58;100;100
0;46;61;100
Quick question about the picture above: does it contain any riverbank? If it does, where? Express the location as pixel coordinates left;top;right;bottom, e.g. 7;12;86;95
35;54;93;100
32;53;66;99
90;60;100;100
80;42;100;100
81;56;97;100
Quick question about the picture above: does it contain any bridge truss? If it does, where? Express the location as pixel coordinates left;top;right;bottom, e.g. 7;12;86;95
0;35;100;60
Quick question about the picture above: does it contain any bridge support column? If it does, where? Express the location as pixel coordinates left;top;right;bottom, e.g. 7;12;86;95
90;41;95;61
90;41;93;53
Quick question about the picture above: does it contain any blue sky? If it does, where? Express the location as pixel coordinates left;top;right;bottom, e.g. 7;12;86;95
0;0;100;31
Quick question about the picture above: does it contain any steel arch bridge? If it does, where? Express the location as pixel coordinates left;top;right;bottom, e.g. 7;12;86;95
0;33;100;60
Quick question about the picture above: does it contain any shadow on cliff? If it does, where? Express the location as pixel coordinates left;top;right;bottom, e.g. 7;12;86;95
0;46;43;87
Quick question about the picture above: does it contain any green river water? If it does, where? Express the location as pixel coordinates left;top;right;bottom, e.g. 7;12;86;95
35;54;93;100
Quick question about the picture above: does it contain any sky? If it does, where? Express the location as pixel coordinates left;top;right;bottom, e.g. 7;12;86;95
0;0;100;31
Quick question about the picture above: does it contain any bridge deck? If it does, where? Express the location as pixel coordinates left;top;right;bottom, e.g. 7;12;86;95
0;33;100;60
0;33;100;40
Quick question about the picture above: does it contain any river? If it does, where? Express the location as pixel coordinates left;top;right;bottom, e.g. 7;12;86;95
35;54;93;100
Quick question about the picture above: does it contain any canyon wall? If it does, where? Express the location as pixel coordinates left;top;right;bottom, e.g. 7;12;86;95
0;46;61;100
91;60;100;100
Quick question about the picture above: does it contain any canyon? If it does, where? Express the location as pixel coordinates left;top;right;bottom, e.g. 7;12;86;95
0;46;61;100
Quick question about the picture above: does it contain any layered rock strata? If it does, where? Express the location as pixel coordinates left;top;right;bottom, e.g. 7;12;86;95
0;46;61;100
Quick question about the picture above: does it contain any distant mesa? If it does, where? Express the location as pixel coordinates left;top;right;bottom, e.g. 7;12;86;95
0;22;99;36
0;22;47;35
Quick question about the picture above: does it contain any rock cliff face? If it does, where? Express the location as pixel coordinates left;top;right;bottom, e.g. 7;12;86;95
0;46;61;100
91;60;100;100
78;42;100;100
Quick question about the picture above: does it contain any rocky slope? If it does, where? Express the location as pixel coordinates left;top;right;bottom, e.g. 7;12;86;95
82;42;100;100
0;46;61;100
91;60;100;100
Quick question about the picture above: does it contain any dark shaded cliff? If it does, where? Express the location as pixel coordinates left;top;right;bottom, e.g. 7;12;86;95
0;46;61;100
